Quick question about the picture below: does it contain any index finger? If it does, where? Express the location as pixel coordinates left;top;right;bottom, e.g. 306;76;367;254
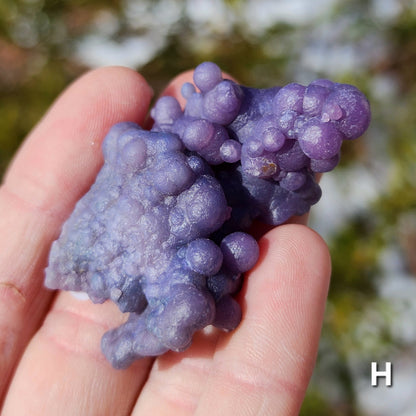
0;66;153;404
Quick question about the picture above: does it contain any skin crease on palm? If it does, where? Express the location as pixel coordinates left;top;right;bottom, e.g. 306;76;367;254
0;67;331;416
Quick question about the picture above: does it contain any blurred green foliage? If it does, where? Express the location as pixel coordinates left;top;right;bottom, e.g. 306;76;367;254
1;1;416;414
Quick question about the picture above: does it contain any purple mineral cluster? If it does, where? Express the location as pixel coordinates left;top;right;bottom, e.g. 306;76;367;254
45;62;370;368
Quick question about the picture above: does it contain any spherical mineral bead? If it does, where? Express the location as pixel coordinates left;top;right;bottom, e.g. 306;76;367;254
220;140;242;163
148;131;184;153
102;122;138;165
151;96;183;126
220;232;259;274
246;139;264;157
277;110;297;138
120;137;147;172
256;116;286;152
181;82;196;99
193;61;223;92
303;84;330;116
146;284;215;350
276;140;309;171
279;171;307;191
273;83;306;114
263;130;286;152
169;176;230;241
202;80;243;125
185;238;223;276
320;102;343;122
186;155;211;175
152;153;195;195
183;120;228;165
323;84;371;139
298;118;343;160
182;119;215;151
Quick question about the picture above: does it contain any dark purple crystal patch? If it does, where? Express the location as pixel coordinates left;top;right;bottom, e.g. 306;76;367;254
45;62;370;368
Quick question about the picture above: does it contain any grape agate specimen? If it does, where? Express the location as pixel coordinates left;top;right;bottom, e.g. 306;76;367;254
45;62;370;368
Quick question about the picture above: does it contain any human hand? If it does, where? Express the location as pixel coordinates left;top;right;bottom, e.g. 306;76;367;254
0;67;331;415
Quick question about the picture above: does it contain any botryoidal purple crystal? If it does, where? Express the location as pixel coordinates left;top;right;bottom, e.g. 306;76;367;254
45;62;370;368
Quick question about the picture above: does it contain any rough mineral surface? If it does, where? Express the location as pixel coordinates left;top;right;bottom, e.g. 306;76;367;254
45;62;370;368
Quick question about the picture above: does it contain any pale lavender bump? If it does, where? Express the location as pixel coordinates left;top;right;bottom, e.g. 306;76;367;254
262;131;286;152
102;121;138;165
273;83;306;114
182;119;229;164
182;119;215;151
220;139;242;163
202;79;243;125
298;118;343;160
279;171;307;192
220;232;259;274
246;139;264;157
324;84;371;139
151;151;195;196
181;82;196;99
168;175;230;242
150;95;183;128
302;83;331;116
185;238;223;276
276;110;297;138
276;140;310;171
193;61;223;93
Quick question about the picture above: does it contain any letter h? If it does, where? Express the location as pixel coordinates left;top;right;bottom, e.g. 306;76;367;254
371;361;392;387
